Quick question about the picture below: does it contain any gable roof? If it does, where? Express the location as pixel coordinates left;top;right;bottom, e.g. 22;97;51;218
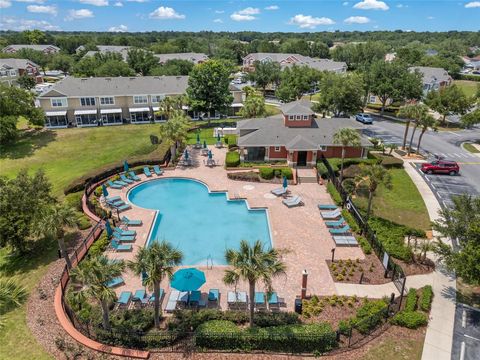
243;53;347;72
154;53;208;64
280;99;314;116
2;44;60;52
0;58;39;69
409;66;451;85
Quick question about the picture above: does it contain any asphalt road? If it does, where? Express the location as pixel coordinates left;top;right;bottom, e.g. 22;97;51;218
451;304;480;360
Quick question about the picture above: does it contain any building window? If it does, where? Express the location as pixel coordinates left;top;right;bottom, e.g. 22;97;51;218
151;95;165;103
10;70;16;76
303;115;308;120
274;146;281;152
369;95;376;103
288;115;294;120
51;98;68;107
296;115;301;120
133;95;148;104
100;97;114;105
80;97;96;106
318;146;327;151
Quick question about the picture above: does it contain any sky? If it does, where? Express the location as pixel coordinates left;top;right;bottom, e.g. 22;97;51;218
0;0;479;33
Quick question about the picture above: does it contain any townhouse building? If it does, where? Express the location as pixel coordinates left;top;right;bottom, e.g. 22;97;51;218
0;58;42;86
242;53;347;73
2;44;60;55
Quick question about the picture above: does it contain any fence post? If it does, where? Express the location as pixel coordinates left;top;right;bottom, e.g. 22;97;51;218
397;276;407;310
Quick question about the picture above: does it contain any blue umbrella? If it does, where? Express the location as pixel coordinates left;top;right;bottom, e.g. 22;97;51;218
105;220;113;237
123;160;129;172
203;140;207;149
283;176;288;189
102;184;109;197
170;268;206;292
184;149;189;160
208;150;213;159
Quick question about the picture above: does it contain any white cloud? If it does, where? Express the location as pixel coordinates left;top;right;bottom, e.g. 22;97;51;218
344;16;370;24
353;0;389;10
230;7;260;21
126;0;149;2
237;7;260;15
66;9;94;20
113;1;123;6
343;2;349;5
215;10;224;14
0;0;11;8
0;16;60;30
27;4;57;15
79;0;108;6
149;6;185;19
108;24;128;32
213;18;223;23
396;3;407;8
427;16;435;19
15;0;44;3
288;14;335;29
265;5;279;10
465;1;480;8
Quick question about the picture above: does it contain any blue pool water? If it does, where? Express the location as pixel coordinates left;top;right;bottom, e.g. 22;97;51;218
128;178;272;266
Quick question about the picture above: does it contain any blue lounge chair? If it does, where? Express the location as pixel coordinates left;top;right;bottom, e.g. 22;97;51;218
318;204;338;210
325;218;346;227
333;235;358;246
329;225;350;234
111;202;131;212
143;167;152;177
254;292;265;305
208;289;219;302
321;209;342;219
189;290;201;305
106;276;124;288
120;173;134;184
132;289;146;302
122;216;142;226
107;198;124;206
113;232;135;242
117;291;132;307
268;292;278;305
112;178;128;186
106;195;121;202
146;289;165;304
129;171;141;181
114;227;136;236
282;195;303;207
153;165;163;176
107;180;122;189
271;187;288;196
110;239;132;251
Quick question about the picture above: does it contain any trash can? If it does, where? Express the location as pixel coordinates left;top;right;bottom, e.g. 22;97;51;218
294;298;303;314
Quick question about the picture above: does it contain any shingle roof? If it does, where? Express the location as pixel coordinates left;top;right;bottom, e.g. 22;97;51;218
154;53;208;64
243;53;347;72
0;58;39;69
2;44;60;52
237;116;371;149
38;76;189;98
280;99;314;116
409;66;451;85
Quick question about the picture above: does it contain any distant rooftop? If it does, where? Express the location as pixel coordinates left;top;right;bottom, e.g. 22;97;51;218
154;53;208;64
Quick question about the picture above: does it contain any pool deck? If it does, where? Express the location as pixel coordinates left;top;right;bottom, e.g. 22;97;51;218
105;145;364;311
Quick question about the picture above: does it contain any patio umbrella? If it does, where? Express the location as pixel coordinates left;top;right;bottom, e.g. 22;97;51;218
170;268;206;292
196;132;200;143
102;184;109;197
123;160;129;172
283;176;288;189
105;220;113;237
208;150;213;159
184;149;189;160
203;140;207;149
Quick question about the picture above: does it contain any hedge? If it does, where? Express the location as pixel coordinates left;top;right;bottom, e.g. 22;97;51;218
276;167;293;180
368;217;414;262
368;153;404;169
259;167;275;180
341;209;360;234
357;236;372;255
225;151;240;167
419;285;434;312
391;311;428;329
404;288;418;312
327;182;343;206
227;172;260;182
459;74;480;82
352;299;388;334
88;232;109;257
64;191;84;211
317;163;329;179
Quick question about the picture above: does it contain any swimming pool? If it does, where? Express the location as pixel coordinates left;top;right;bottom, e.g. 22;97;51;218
128;178;272;266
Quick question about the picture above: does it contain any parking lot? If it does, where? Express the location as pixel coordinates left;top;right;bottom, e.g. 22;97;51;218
451;304;480;360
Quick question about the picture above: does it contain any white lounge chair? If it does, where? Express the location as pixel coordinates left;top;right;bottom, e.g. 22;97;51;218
321;209;342;219
165;290;180;312
333;235;359;246
282;195;303;207
271;187;288;196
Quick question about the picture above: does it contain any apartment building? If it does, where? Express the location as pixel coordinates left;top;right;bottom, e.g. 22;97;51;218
0;58;42;86
77;45;132;61
2;44;60;55
154;53;208;65
409;66;452;95
242;53;347;73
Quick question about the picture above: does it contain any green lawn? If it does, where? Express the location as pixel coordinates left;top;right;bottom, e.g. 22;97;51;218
353;168;431;230
186;127;218;145
360;329;424;360
454;80;479;98
463;142;480;153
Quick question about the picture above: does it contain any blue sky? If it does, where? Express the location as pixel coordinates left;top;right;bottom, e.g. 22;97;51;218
0;1;479;33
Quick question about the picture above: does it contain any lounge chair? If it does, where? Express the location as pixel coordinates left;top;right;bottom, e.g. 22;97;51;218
333;235;359;246
120;174;134;184
143;167;152;177
153;165;163;176
129;171;141;181
208;289;219;303
325;218;346;228
271;187;288;196
114;227;136;236
113;179;128;186
110;201;131;212
110;239;132;252
122;216;142;226
318;204;338;210
321;209;342;219
106;276;124;288
254;292;266;309
268;292;279;309
107;198;124;206
189;290;201;306
227;291;247;309
282;195;303;207
146;289;165;304
165;290;180;312
107;180;123;189
329;225;350;234
117;291;132;307
106;195;121;202
113;232;135;242
132;289;146;302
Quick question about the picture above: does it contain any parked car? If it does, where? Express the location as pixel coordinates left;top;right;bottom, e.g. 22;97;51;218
355;113;373;124
421;160;459;175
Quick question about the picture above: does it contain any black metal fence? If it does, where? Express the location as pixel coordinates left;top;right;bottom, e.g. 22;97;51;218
318;155;406;296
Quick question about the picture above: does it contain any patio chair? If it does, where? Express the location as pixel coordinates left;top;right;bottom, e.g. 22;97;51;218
153;165;164;176
112;232;135;242
143;167;152;177
188;290;201;306
113;179;128;187
208;289;219;303
129;171;141;181
267;292;279;311
333;235;358;247
114;227;136;236
106;198;124;206
106;195;122;203
106;276;124;288
117;291;132;308
254;292;266;310
120;173;134;184
112;202;131;212
110;239;132;252
165;290;180;312
318;204;338;210
329;225;351;234
282;195;304;207
122;216;142;226
271;187;288;196
142;289;165;307
325;218;346;228
132;289;146;302
107;180;123;189
320;209;342;219
227;291;247;309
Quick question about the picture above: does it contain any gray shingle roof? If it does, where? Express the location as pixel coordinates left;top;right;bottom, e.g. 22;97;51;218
237;116;371;149
0;58;39;69
409;66;451;85
243;53;347;72
154;53;208;64
38;75;189;98
2;44;60;52
280;99;314;116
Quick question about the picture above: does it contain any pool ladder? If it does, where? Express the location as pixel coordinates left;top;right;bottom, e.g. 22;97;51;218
206;254;214;270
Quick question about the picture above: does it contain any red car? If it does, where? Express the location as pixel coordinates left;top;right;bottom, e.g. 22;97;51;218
421;160;460;175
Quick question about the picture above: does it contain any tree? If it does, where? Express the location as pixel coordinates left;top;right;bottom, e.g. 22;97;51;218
70;256;125;330
16;75;36;90
48;54;73;74
0;116;18;146
150;59;194;76
432;195;480;285
275;65;319;103
333;128;361;183
187;59;233;121
16;49;49;75
156;95;187;119
127;48;158;75
0;279;27;329
460;109;480;129
331;41;387;70
240;91;266;118
397;103;429;154
415;114;436;154
72;56;98;77
158;112;190;158
426;85;472;126
95;60;135;77
369;61;423;114
34;204;78;269
246;60;281;95
223;240;286;328
0;169;52;254
355;164;392;222
128;242;183;328
22;30;46;45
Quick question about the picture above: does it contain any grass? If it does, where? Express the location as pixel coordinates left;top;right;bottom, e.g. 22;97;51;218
456;279;480;308
353;168;431;230
360;329;425;360
463;142;480;153
186;127;219;145
0;124;168;196
454;80;479;98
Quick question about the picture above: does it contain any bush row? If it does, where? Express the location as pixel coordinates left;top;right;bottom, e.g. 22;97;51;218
225;151;241;167
259;167;293;180
367;153;404;169
88;232;109;257
390;311;428;329
227;171;260;182
404;288;418;312
326;182;343;206
419;285;434;312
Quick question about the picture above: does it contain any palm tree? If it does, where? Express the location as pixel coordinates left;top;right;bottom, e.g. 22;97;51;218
0;279;27;329
128;242;183;328
385;143;398;155
223;240;286;328
416;114;436;154
333;128;361;184
35;203;78;269
158;113;190;159
355;164;392;222
397;104;428;153
69;255;125;330
156;95;187;120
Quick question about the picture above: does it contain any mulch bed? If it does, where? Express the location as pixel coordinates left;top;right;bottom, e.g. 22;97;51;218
326;255;391;285
396;258;435;277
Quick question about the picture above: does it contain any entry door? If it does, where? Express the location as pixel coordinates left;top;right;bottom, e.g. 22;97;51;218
297;151;307;166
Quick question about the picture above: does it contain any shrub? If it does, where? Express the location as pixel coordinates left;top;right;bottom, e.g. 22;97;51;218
419;285;434;312
259;167;274;180
254;312;300;327
227;171;260;182
76;213;92;230
224;135;237;146
404;288;418;312
317;162;329;179
195;320;242;350
341;209;360;234
277;167;293;180
88;232;109;257
326;182;342;206
369;153;404;169
64;191;84;211
391;311;428;329
94;186;103;198
353;299;388;334
225;151;240;167
338;320;351;335
110;308;154;332
368;217;414;262
357;236;372;255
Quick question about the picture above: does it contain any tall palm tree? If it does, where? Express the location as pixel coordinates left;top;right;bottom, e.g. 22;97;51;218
128;241;183;328
69;256;125;330
223;240;286;328
156;95;187;120
397;104;428;153
355;164;392;222
158;113;190;159
416;114;436;155
35;203;78;269
333;128;361;184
